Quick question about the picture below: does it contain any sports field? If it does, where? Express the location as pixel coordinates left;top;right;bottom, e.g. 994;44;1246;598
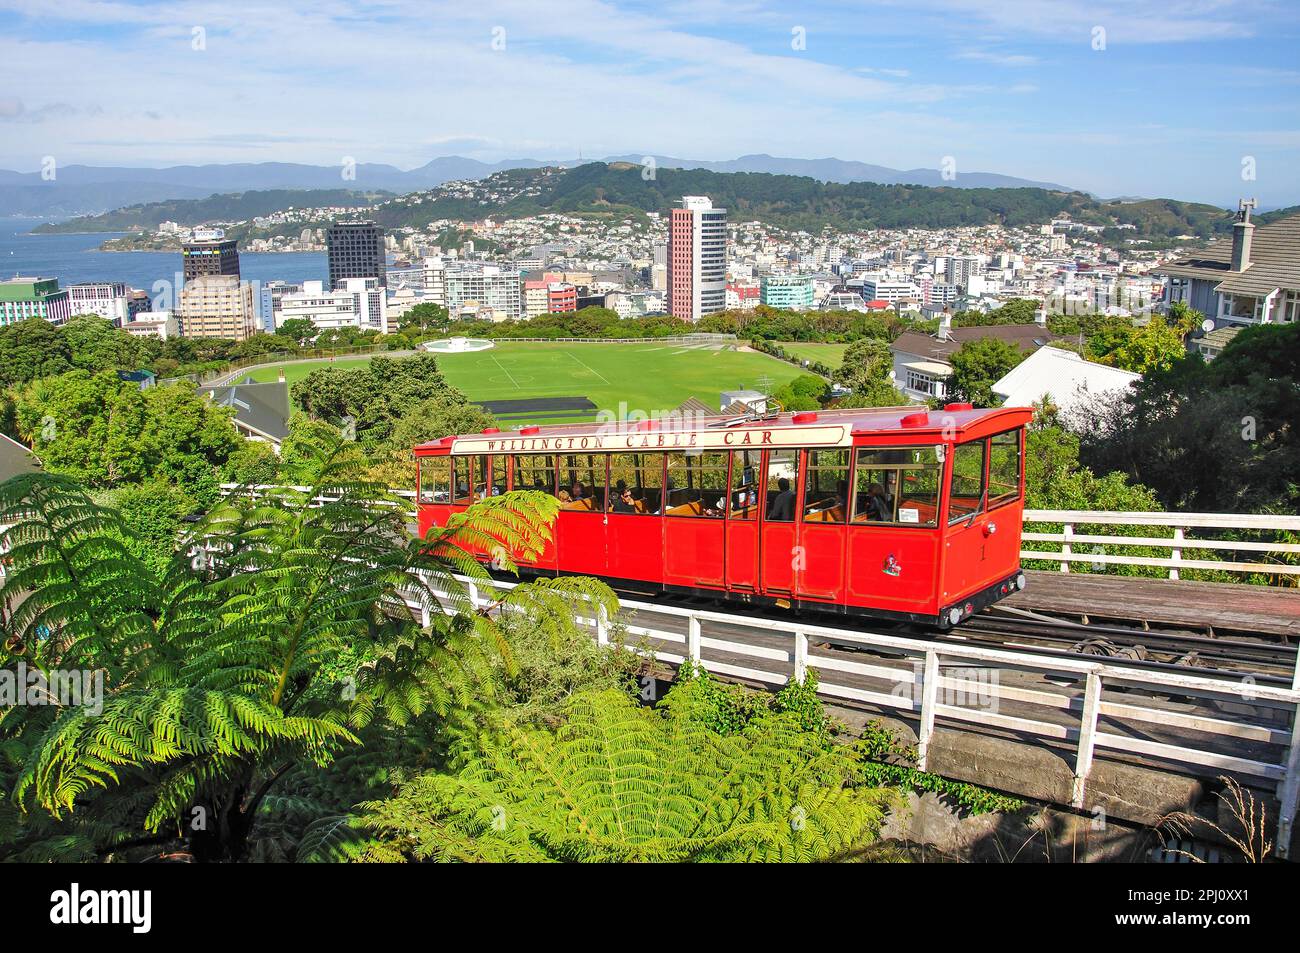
246;341;803;424
776;341;848;369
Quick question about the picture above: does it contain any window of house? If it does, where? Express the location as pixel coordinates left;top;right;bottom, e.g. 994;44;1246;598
1282;290;1299;324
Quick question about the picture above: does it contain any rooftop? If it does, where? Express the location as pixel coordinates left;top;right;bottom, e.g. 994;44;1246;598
892;323;1061;363
416;405;1032;456
1157;210;1300;296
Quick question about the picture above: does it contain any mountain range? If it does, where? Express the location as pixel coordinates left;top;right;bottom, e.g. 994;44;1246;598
0;154;1075;219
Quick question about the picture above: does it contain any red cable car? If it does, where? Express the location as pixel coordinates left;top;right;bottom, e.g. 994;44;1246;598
414;404;1032;628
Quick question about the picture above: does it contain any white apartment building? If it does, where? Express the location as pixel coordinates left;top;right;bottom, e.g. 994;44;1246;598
124;311;178;340
277;278;388;333
444;264;523;322
945;255;984;290
861;275;922;303
277;280;358;330
67;282;139;326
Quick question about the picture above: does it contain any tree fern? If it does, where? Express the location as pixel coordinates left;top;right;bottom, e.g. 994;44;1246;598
357;688;895;862
0;435;560;861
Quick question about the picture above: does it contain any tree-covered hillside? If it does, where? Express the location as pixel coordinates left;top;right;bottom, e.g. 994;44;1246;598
34;188;391;232
373;162;1236;239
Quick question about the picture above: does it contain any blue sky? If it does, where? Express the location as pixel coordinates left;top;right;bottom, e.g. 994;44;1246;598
2;0;1298;206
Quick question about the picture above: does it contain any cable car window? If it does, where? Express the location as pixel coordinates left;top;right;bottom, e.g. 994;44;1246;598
987;431;1021;508
560;454;606;512
452;457;472;504
665;451;727;518
948;440;987;523
729;449;761;521
802;449;850;523
515;454;558;498
471;455;489;500
418;457;450;504
852;447;941;526
489;457;509;497
765;449;798;522
608;452;663;515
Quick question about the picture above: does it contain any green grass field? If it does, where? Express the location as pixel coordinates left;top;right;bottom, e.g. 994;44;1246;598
245;342;803;424
776;342;848;369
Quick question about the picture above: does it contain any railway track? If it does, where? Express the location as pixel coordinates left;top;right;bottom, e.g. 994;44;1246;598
616;586;1299;685
951;606;1296;679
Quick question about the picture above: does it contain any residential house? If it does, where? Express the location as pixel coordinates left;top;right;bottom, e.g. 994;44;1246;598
991;346;1140;420
1156;201;1300;329
201;379;291;453
890;316;1060;402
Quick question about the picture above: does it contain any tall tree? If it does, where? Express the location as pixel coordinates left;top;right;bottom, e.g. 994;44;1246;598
948;338;1026;407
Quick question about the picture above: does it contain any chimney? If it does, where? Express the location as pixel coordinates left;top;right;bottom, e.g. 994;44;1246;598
1231;198;1256;272
937;309;952;341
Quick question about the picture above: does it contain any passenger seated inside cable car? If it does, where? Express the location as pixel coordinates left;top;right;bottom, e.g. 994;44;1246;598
802;450;849;522
851;447;942;525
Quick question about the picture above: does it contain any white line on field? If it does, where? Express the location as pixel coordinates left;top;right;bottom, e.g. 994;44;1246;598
563;350;610;385
489;353;522;389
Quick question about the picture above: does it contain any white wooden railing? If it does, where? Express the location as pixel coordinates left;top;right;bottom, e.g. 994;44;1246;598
410;572;1300;858
205;486;1300;855
1022;510;1300;581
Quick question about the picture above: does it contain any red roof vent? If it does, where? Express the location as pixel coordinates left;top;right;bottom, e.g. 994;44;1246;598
481;427;500;435
519;426;540;435
792;412;819;424
900;411;929;428
944;402;973;412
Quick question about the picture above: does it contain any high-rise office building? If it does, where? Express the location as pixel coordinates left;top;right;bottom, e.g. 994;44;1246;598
667;196;727;322
327;221;386;289
178;274;258;340
182;228;240;282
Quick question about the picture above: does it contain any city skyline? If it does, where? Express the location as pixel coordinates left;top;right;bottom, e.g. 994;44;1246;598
1;0;1298;206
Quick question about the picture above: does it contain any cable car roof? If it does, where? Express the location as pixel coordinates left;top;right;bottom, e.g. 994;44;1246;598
415;405;1032;456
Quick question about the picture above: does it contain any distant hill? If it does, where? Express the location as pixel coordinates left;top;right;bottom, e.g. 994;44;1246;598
15;163;1245;245
369;162;1238;240
1257;204;1300;225
604;153;1072;191
33;189;392;233
0;153;1078;218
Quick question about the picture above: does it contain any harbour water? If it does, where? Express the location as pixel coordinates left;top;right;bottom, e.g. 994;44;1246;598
0;217;327;298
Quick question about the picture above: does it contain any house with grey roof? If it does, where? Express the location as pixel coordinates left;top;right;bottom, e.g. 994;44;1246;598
0;433;42;483
1156;200;1300;330
889;313;1062;403
200;379;291;453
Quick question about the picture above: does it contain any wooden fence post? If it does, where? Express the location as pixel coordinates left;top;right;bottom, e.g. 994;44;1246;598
1072;672;1103;808
917;650;940;771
